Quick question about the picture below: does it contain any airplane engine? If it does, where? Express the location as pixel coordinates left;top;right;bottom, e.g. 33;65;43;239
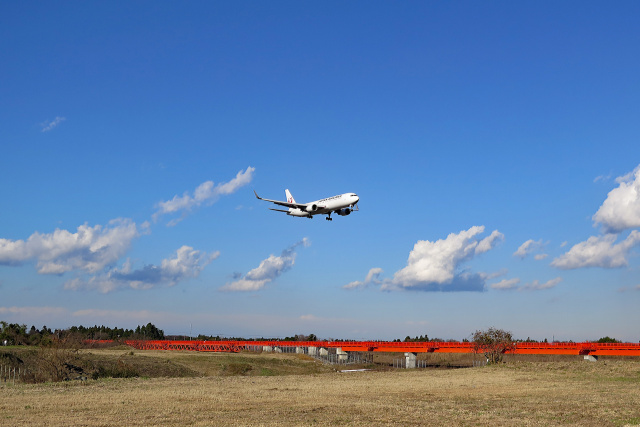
336;208;351;216
306;204;318;213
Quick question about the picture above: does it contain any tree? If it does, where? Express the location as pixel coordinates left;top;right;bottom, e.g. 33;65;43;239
138;323;164;340
0;322;28;345
597;336;620;343
472;327;515;364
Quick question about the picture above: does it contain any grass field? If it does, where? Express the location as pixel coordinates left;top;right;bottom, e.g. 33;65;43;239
1;349;640;426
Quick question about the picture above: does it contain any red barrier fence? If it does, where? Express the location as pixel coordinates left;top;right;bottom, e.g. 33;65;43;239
107;340;640;356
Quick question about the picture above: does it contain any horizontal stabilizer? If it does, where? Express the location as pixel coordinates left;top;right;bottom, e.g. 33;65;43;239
269;208;290;213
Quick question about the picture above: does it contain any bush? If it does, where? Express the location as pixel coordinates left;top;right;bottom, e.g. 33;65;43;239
472;327;514;365
93;360;139;379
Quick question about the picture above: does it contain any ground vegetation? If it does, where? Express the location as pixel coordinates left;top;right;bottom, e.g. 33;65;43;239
1;350;639;426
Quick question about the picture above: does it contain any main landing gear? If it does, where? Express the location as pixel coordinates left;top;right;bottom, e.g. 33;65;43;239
326;214;333;221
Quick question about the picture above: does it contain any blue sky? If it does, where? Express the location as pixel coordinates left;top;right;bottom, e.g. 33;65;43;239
2;1;640;342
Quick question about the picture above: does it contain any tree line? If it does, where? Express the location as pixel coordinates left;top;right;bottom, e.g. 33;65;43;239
1;320;625;348
0;321;165;346
191;333;319;342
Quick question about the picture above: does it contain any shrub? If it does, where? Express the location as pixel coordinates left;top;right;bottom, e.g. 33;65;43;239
472;327;514;365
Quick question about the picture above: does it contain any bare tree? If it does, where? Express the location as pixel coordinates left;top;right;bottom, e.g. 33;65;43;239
32;334;84;382
472;327;515;364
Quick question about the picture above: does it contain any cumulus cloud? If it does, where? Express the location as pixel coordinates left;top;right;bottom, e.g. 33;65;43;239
593;164;640;233
40;116;66;132
153;167;255;225
64;245;219;293
221;238;310;291
514;239;547;259
343;267;384;290
551;231;640;269
0;219;139;274
551;165;640;271
381;226;503;292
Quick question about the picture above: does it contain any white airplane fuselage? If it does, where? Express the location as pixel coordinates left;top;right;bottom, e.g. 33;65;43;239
287;193;360;217
254;189;359;221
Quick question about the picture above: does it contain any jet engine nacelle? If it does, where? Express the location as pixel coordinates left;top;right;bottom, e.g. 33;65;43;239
305;204;318;213
336;208;352;216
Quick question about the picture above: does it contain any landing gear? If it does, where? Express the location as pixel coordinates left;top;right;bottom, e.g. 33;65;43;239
326;214;333;221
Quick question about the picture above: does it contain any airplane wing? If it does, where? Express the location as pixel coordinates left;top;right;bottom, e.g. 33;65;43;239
254;190;309;210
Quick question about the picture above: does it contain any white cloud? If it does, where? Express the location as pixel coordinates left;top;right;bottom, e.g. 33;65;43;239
0;305;183;328
521;277;562;291
40;116;66;132
0;306;68;316
490;276;562;291
343;267;383;290
485;269;508;280
514;239;547;259
153;166;255;225
71;308;160;321
593;173;612;183
382;226;503;292
490;278;521;290
64;245;219;293
0;218;139;274
0;306;72;327
221;238;310;291
552;165;640;270
551;231;640;269
593;164;640;233
476;230;504;255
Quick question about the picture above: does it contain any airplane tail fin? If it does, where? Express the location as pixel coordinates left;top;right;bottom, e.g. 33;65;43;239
285;189;296;204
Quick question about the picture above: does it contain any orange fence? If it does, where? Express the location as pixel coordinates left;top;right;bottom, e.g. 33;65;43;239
109;340;640;356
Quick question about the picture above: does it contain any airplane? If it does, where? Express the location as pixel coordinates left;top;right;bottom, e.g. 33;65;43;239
254;189;359;221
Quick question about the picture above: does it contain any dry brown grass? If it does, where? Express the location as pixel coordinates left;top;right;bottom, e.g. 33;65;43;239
1;351;640;426
78;349;336;377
